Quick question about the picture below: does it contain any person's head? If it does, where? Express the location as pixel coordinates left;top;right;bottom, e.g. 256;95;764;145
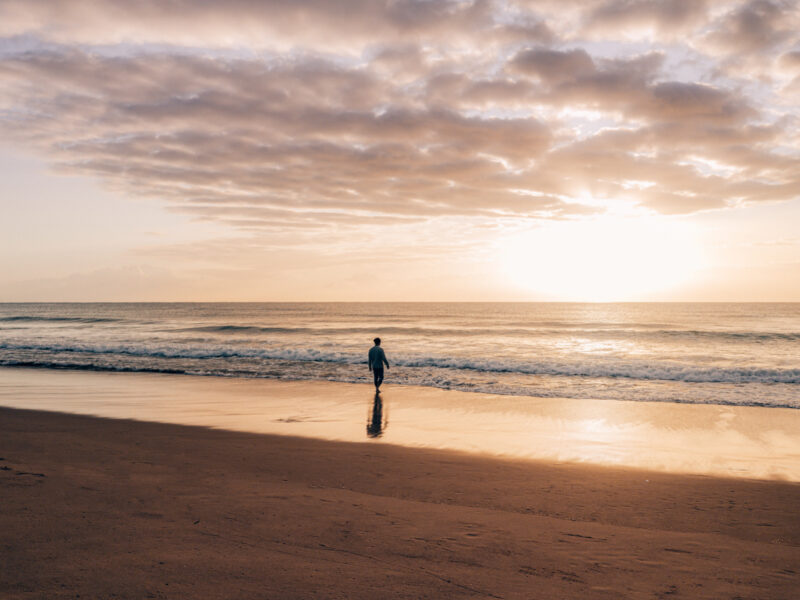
373;337;381;346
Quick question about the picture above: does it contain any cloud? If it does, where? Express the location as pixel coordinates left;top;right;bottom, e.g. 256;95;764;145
0;49;569;227
780;50;800;70
0;0;798;227
585;0;710;36
490;19;556;45
702;0;796;54
645;81;753;123
508;50;754;127
0;0;493;50
509;47;596;84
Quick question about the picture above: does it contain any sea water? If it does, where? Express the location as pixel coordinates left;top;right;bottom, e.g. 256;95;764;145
0;302;798;409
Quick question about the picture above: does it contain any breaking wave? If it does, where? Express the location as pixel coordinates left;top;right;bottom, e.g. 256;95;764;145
1;340;798;384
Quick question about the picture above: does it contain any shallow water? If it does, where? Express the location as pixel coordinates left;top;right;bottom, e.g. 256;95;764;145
1;302;798;408
2;368;799;481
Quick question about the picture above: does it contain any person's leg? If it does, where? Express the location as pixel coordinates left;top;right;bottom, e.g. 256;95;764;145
373;367;383;390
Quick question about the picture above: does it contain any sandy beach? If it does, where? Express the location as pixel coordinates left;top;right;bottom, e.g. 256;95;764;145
2;386;799;598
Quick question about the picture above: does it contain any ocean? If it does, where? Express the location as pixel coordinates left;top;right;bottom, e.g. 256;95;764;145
0;302;798;409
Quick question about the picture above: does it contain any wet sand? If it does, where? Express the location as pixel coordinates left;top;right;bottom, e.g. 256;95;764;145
2;367;800;480
2;404;799;599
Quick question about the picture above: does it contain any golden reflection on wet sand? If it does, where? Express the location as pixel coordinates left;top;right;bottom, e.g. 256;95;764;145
1;367;798;481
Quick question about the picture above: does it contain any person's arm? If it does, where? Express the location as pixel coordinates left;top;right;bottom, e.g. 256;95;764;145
383;349;389;368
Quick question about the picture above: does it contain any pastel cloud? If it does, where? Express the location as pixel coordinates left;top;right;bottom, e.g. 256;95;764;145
585;0;711;36
0;0;798;235
509;48;596;83
702;0;796;53
0;0;498;51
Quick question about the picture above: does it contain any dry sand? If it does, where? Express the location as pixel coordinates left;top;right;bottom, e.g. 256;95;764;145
1;406;798;599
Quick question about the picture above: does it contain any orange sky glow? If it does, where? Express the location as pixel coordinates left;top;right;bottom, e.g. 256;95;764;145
1;0;799;301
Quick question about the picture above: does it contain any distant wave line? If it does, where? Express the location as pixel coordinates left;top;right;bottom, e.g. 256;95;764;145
164;324;800;342
4;316;800;342
0;316;119;323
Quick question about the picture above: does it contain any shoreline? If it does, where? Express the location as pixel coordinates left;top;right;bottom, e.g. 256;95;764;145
2;366;800;481
3;361;800;411
2;406;799;599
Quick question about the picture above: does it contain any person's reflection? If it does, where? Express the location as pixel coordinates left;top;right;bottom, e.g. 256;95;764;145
367;391;388;438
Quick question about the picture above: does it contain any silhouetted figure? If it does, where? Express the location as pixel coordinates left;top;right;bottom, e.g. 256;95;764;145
367;391;388;438
368;337;389;392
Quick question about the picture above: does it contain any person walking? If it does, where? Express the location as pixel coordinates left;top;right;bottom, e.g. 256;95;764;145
368;337;390;392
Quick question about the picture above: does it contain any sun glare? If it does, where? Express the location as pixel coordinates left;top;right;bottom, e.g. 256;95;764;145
499;217;705;301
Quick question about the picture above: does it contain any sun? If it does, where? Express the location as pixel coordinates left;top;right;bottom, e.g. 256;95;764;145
498;216;705;301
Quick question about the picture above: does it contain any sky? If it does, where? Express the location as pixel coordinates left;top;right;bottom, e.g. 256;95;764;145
1;0;799;302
